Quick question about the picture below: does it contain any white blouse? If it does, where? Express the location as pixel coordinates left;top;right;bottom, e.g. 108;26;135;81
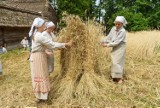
42;31;56;42
103;26;126;47
42;31;57;53
31;32;65;53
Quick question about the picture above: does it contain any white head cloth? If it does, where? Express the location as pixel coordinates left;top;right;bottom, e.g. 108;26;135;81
114;16;127;26
29;17;45;37
46;21;55;28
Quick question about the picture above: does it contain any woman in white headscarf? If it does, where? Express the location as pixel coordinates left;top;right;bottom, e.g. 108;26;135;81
28;17;41;52
101;16;127;83
42;21;56;74
29;18;72;102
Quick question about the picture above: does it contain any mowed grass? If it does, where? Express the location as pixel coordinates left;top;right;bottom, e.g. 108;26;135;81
0;31;160;108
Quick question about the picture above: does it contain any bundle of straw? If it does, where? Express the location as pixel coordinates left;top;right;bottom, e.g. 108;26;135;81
50;15;111;106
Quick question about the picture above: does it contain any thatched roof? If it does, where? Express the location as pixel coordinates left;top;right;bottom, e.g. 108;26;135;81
0;0;57;27
3;0;47;12
0;3;41;27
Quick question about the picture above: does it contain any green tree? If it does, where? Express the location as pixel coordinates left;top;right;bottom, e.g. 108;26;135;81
146;0;160;29
100;0;159;32
53;0;159;31
56;0;95;20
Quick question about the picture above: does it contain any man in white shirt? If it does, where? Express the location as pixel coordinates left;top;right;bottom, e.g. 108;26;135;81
0;44;7;75
21;37;29;50
0;45;7;54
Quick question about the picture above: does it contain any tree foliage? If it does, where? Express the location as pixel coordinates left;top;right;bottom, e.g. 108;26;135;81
100;0;160;32
56;0;95;20
53;0;160;31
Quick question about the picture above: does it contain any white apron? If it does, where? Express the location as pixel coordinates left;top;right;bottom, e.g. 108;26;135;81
111;43;126;78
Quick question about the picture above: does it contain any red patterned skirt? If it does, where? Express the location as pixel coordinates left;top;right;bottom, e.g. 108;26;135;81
31;52;50;93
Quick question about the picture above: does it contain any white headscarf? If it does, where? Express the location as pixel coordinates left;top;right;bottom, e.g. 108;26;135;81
46;21;55;28
114;16;127;26
29;17;45;37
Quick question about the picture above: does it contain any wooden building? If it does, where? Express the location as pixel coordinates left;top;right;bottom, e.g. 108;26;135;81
0;0;58;49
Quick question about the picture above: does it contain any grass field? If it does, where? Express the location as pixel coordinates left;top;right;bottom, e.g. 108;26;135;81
0;31;160;108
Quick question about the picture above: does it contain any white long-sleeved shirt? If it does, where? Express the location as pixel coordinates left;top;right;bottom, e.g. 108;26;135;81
42;31;57;53
103;26;126;47
42;31;56;42
31;32;65;53
21;39;28;45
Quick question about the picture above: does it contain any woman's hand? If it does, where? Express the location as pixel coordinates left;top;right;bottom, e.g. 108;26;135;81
101;43;108;47
65;40;72;47
45;49;53;55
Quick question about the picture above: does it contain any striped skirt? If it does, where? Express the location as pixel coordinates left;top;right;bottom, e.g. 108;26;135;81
31;52;50;94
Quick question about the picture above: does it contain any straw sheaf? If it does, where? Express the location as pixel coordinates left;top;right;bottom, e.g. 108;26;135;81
50;15;110;105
